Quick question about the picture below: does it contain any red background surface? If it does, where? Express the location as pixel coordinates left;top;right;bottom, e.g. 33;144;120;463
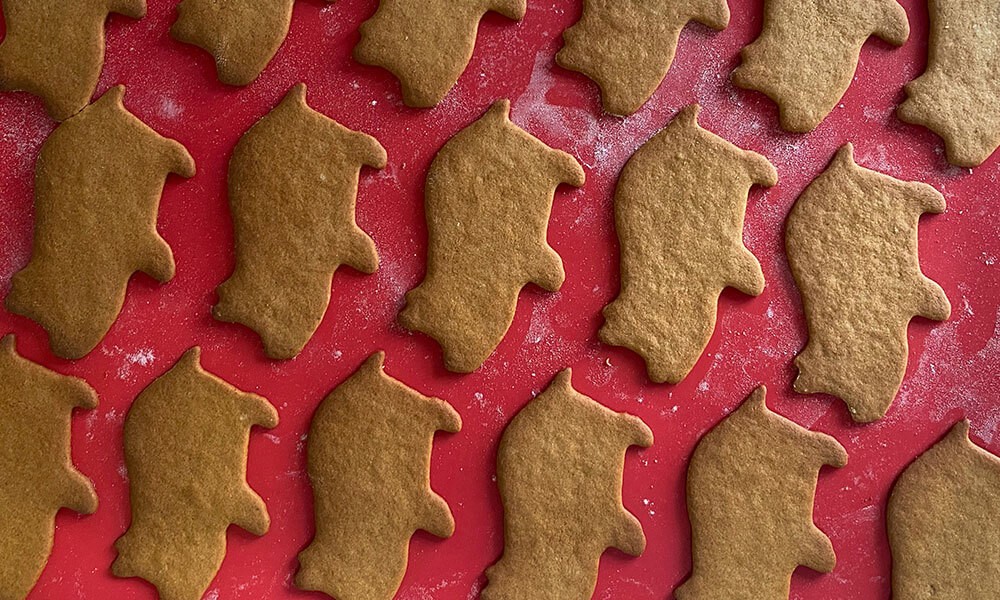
1;0;998;598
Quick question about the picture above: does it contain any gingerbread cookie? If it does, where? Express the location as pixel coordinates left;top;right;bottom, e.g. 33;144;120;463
113;347;278;600
676;387;847;600
5;86;195;360
888;420;1000;600
171;0;325;86
0;335;98;600
557;1;730;115
214;84;385;359
296;352;461;600
601;105;776;384
400;100;585;373
786;144;950;423
898;1;1000;167
354;0;527;107
0;0;146;120
483;369;652;599
732;0;909;132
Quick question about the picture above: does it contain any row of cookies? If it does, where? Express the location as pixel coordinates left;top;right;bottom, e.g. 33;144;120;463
3;334;993;599
5;83;948;430
3;1;995;165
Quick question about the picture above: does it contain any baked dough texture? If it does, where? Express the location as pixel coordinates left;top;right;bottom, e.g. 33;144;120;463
557;0;730;115
112;347;278;600
898;0;1000;167
601;105;776;384
0;0;146;120
400;100;585;373
483;369;652;600
354;0;527;107
5;86;195;360
732;0;909;132
0;335;98;600
888;420;1000;600
786;144;950;423
296;352;461;600
214;84;385;360
676;386;847;600
171;0;328;85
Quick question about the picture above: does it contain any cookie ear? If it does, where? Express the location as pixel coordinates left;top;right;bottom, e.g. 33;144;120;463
872;0;909;46
109;0;148;20
691;0;730;31
487;0;527;21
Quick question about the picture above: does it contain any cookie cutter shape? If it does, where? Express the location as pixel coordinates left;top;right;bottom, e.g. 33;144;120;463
5;86;195;360
786;144;950;423
732;0;909;132
898;1;1000;167
676;386;847;600
354;0;527;107
214;84;385;360
0;335;98;600
112;347;278;600
0;0;146;120
483;369;652;600
399;100;585;373
171;0;326;86
296;352;461;600
601;105;777;384
557;0;730;115
888;420;1000;600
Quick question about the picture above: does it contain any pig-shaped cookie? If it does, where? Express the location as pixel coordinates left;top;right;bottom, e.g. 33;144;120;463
0;335;98;600
5;86;195;359
296;352;461;600
400;100;585;373
113;347;278;600
483;369;652;599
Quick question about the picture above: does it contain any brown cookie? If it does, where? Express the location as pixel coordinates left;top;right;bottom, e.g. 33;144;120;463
483;369;653;600
0;0;146;120
0;335;98;600
112;347;278;600
676;386;847;600
214;84;385;360
171;0;326;86
786;144;951;423
400;100;585;373
732;0;909;132
601;105;777;384
898;1;1000;167
296;352;461;600
354;0;527;107
557;1;730;115
888;421;1000;600
5;86;196;360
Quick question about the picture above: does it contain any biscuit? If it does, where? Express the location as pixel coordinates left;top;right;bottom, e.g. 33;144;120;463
0;335;98;600
785;144;950;423
354;0;527;107
296;352;461;600
171;0;323;86
557;1;730;115
898;1;1000;167
0;0;146;120
399;100;585;373
482;369;652;599
601;105;777;383
214;84;385;359
732;0;909;132
888;421;1000;600
112;347;278;600
676;386;847;600
5;86;195;359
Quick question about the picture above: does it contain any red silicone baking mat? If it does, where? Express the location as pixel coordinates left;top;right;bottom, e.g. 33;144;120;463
1;0;998;598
